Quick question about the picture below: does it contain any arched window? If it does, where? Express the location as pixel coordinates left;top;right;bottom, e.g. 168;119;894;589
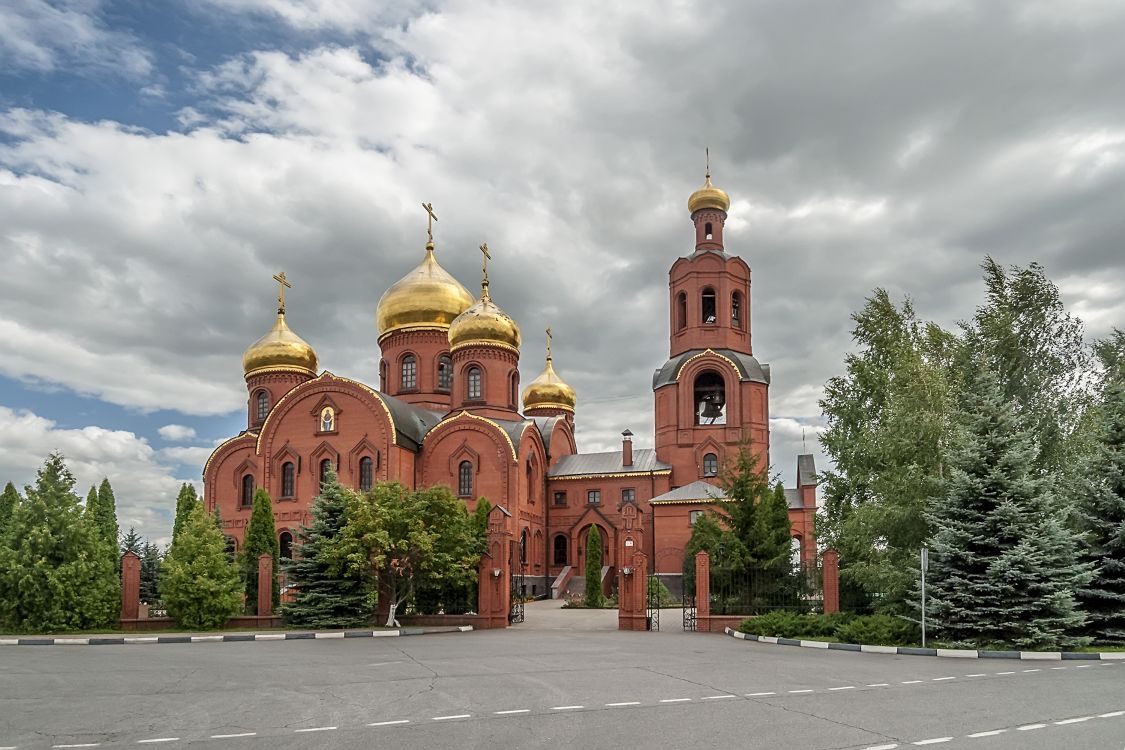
241;474;254;508
437;355;453;391
319;458;332;488
694;371;726;425
256;390;269;421
676;292;687;331
379;359;388;391
553;535;568;566
511;371;519;407
519;529;528;565
701;287;717;324
359;456;373;491
791;536;803;570
458;460;473;497
526;460;535;504
401;354;417;390
705;221;713;240
279;531;293;560
467;367;482;400
732;291;743;329
281;462;295;498
703;453;719;477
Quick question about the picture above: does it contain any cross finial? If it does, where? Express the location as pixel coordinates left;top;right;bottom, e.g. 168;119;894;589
705;146;711;180
422;202;438;248
479;242;492;297
546;327;553;361
272;271;292;313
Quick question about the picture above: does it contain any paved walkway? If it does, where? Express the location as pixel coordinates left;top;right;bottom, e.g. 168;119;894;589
517;598;686;632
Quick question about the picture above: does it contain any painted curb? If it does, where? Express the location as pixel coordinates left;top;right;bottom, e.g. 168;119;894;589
724;627;1120;661
0;625;473;646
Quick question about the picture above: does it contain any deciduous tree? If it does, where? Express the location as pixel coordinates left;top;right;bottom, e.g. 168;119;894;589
160;502;241;629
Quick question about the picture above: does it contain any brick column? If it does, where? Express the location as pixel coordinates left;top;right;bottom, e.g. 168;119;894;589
617;550;648;631
822;548;840;614
257;554;273;618
120;551;140;622
695;551;710;629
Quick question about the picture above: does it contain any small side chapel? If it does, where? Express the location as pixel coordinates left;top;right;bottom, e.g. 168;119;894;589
203;172;818;597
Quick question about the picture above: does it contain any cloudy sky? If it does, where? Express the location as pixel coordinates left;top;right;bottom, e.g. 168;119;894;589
2;0;1123;544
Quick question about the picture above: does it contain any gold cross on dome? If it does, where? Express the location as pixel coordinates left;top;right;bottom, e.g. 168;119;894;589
546;327;553;360
422;202;438;245
272;271;292;312
705;146;711;179
479;242;491;288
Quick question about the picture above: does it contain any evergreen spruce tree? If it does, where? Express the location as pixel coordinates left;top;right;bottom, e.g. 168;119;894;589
240;488;279;614
84;486;99;522
0;481;19;536
140;542;163;603
120;527;144;557
926;366;1091;648
0;453;117;631
171;483;199;545
159;502;242;629
280;468;372;628
584;525;604;607
1073;331;1125;644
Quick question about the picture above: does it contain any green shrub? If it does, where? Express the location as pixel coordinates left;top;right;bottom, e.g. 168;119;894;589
834;614;918;646
160;503;242;629
647;576;676;607
740;610;805;637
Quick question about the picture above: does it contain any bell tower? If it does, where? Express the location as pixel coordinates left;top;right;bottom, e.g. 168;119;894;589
653;164;771;485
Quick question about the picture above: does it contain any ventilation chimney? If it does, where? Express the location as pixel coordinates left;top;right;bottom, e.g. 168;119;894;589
622;429;634;468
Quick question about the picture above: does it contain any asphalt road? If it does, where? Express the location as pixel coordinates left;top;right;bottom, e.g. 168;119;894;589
1;603;1122;750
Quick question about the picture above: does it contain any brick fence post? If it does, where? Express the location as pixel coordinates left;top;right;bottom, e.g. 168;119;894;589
120;551;140;622
822;548;840;614
695;550;710;629
257;553;273;618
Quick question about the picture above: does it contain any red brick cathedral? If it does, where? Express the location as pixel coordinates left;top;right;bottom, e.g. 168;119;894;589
204;171;817;596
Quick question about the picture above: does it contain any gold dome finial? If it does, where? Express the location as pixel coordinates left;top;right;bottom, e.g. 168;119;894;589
688;148;730;214
522;327;576;412
376;203;475;339
448;242;521;352
243;272;318;378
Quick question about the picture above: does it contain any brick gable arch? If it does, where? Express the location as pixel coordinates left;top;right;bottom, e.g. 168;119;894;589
420;413;517;508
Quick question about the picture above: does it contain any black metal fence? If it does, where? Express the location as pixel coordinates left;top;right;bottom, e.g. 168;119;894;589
709;560;823;616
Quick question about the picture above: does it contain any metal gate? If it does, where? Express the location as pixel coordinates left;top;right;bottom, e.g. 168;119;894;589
646;575;660;631
682;557;697;631
509;565;526;624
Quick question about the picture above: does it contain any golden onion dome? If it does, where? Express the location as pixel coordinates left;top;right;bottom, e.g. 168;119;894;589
242;310;319;378
688;172;730;214
376;245;475;339
448;284;521;353
522;355;576;412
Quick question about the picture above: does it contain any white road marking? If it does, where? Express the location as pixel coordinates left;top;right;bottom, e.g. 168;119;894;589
294;727;336;733
1098;710;1125;718
1016;723;1046;731
788;689;814;694
494;710;530;715
746;692;776;696
866;683;890;687
912;739;952;745
965;674;986;677
967;729;1006;738
1075;664;1091;668
902;680;923;684
1021;668;1040;673
605;702;641;707
210;734;256;739
550;706;583;711
137;740;179;744
52;745;100;748
1050;667;1067;670
865;744;899;750
932;677;955;681
829;686;857;691
1054;717;1092;725
432;715;471;721
368;720;410;726
996;671;1015;675
660;698;692;703
701;695;736;700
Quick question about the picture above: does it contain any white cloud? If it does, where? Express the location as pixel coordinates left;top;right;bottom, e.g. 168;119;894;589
158;424;198;442
0;406;191;546
0;0;152;77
